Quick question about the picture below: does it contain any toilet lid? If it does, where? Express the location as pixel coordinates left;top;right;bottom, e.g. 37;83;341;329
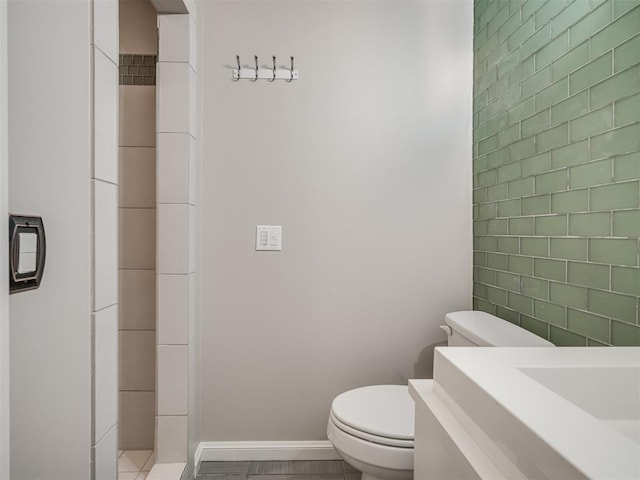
330;385;414;441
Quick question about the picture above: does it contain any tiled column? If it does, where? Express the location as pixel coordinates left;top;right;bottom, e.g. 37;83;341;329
156;13;197;466
91;0;119;478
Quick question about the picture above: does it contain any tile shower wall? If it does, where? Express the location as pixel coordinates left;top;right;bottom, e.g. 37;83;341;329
473;0;640;346
118;0;158;450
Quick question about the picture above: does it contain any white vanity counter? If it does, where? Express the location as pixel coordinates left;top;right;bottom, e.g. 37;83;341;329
409;347;640;480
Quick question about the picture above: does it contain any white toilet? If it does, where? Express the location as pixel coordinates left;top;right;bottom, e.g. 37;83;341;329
326;310;554;480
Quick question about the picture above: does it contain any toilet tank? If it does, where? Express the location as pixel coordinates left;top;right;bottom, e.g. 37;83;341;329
442;311;554;347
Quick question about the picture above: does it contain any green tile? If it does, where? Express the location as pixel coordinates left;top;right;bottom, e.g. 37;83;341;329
614;152;640;181
569;52;613;94
521;276;549;299
498;10;524;45
508;97;535;125
508;177;535;198
550;140;589;168
509;55;535;90
536;214;568;236
551;1;590;36
551;189;589;213
474;282;488;298
522;152;552;177
535;77;569;111
498;198;521;217
495;87;521;114
486;285;508;305
522;194;551;215
536;32;569;70
588;338;609;346
550;237;588;260
498;161;521;183
613;0;639;17
478;134;498;155
487;4;511;38
485;113;509;137
536;123;569;152
488;218;509;234
522;110;551;138
509;254;534;275
549;282;588;308
536;0;571;29
570;106;614;141
614;92;640;126
535;299;567;326
474;220;488;235
568;212;612;236
611;320;640;346
476;235;498;252
522;24;551;59
550;325;588;345
567;309;610;343
487;183;508;201
509;137;536;162
536;169;568;193
474;187;488;204
497;306;521;324
475;298;498;315
551;41;590;81
591;67;640;110
521;315;550;339
476;168;498;187
590;181;639;210
497;271;521;291
521;236;549;256
474;154;489;173
487;252;509;270
589;238;639;265
588;288;637;322
509;217;535;235
508;291;534;315
567;261;610;289
611;266;640;295
613;32;640;72
498;236;520;254
535;257;567;281
613;209;640;236
522;0;547;20
569;159;613;188
476;266;497;285
569;0;613;48
591;6;640;57
497;124;521;148
487;147;509;168
550;91;588;126
474;251;488;267
477;202;498;220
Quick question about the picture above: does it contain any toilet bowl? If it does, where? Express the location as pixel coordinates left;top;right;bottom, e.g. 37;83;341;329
327;311;554;480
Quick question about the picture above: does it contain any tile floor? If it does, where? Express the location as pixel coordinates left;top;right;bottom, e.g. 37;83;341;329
118;450;155;480
196;460;362;480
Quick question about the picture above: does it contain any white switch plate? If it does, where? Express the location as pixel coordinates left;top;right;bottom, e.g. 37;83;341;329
256;225;282;251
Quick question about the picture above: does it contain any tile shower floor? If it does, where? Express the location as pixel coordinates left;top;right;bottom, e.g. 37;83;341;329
118;450;155;480
196;460;362;480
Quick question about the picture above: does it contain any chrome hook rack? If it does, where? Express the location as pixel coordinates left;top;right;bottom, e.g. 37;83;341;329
232;54;299;82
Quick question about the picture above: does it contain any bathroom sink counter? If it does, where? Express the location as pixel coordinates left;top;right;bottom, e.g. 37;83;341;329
410;347;640;479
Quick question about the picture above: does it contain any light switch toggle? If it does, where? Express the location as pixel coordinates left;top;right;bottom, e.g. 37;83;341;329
256;225;282;251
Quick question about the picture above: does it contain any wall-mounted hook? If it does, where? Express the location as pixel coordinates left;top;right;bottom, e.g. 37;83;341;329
288;56;295;82
251;55;259;82
234;54;241;81
270;55;277;82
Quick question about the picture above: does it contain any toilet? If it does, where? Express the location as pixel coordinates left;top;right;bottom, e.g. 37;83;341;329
326;310;554;480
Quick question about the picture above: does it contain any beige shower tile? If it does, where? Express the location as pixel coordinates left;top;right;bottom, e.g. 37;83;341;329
119;393;155;450
119;331;155;391
119;269;156;330
120;86;156;147
119;208;156;269
119;147;156;208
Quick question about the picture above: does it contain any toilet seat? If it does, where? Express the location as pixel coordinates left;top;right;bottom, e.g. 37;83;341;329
329;385;414;448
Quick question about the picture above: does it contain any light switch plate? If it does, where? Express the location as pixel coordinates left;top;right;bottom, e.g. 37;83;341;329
256;225;282;251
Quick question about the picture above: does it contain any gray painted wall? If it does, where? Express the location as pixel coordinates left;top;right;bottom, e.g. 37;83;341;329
199;0;473;441
8;1;92;478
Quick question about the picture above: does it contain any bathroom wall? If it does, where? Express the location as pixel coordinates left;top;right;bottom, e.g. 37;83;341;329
118;0;158;450
199;0;473;442
472;0;640;345
7;1;93;478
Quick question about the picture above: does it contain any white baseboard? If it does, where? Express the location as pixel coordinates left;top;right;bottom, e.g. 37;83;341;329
195;440;341;466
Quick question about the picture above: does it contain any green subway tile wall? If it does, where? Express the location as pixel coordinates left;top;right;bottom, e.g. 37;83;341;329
473;0;640;346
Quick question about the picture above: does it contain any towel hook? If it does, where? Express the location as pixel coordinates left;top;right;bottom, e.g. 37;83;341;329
234;54;241;81
288;56;294;82
252;55;259;82
270;55;276;82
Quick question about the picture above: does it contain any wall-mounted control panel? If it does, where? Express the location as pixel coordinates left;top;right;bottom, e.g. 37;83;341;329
256;225;282;251
9;215;46;293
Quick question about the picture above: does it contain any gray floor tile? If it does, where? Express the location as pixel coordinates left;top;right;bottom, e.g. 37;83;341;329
343;461;360;474
248;460;344;475
199;461;252;475
345;474;362;480
248;476;343;480
197;475;247;480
